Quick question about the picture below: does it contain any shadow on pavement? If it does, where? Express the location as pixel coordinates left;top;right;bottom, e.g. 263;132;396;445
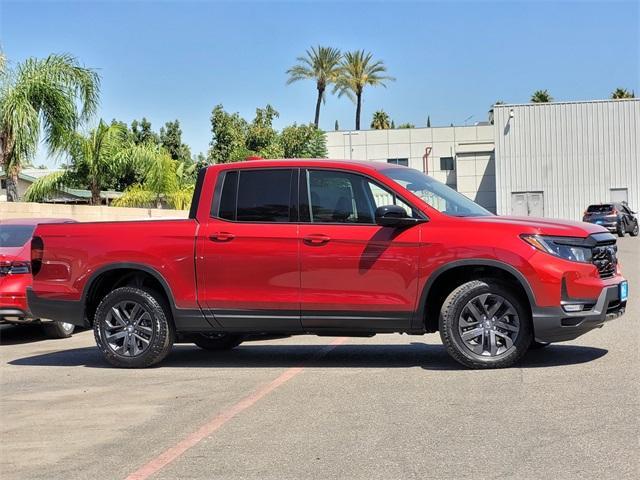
8;342;608;370
0;324;50;345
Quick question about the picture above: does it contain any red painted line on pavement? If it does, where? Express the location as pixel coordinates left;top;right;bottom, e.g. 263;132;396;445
125;337;347;480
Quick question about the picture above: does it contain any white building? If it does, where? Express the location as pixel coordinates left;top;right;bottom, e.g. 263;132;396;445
326;98;639;220
326;125;497;212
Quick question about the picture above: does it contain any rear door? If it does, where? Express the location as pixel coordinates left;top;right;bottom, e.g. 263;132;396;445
198;168;302;331
298;168;421;331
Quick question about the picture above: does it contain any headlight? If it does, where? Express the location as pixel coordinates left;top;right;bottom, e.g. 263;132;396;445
521;235;592;263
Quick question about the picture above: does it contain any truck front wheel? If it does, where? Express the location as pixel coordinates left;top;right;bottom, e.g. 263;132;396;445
94;287;174;368
439;279;532;369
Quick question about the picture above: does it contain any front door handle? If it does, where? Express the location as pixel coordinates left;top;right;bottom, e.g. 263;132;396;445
209;232;235;242
303;234;331;245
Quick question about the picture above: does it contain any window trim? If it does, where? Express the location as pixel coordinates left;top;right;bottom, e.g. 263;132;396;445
210;167;298;224
300;167;426;226
210;166;428;225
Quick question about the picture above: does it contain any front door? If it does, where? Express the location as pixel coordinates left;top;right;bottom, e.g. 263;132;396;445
298;169;422;331
198;168;301;331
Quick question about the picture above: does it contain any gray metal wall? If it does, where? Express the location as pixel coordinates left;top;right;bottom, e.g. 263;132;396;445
494;99;639;221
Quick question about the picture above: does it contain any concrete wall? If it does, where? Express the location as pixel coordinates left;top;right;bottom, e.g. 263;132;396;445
0;202;188;222
325;125;496;212
494;99;639;220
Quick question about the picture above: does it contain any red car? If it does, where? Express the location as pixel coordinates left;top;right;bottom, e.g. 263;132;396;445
1;218;77;338
27;160;627;368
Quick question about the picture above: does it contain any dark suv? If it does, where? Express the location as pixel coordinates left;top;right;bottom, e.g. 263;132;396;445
583;203;638;237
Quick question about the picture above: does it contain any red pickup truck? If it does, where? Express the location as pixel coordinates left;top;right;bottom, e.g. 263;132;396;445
27;160;628;369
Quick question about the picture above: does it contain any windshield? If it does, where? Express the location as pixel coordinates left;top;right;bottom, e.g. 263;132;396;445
0;225;36;248
587;204;614;213
381;167;493;217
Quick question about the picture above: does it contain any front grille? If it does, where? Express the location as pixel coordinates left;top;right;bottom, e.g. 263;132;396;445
592;244;617;279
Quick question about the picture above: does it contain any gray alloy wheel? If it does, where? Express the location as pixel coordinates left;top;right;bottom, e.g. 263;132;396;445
101;300;154;357
618;223;626;237
94;287;174;368
631;223;639;237
457;293;520;357
42;321;75;339
439;279;532;369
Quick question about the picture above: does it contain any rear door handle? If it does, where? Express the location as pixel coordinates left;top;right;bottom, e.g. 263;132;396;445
209;232;235;242
303;234;331;245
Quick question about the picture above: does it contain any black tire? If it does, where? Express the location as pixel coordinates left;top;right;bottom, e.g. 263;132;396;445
630;222;639;237
193;333;244;351
617;223;626;237
94;287;174;368
530;340;551;349
439;279;532;369
42;321;75;339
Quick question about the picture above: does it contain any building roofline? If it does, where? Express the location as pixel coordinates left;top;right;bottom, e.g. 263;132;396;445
493;98;639;108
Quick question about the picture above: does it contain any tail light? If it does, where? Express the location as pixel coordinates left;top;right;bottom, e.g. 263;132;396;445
31;236;44;276
0;261;31;276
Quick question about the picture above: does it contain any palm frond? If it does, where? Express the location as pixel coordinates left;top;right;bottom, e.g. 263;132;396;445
112;184;156;208
23;170;69;202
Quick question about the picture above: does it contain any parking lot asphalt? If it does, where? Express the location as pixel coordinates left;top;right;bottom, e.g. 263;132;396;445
1;237;638;480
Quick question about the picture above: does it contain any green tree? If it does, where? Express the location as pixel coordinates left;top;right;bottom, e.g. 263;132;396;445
397;123;415;129
246;105;280;155
280;123;316;158
611;88;635;99
286;46;342;127
0;54;99;201
130;117;159;145
24;120;131;205
208;104;249;163
334;120;339;131
371;110;391;129
303;129;328;158
426;116;431;128
334;50;394;130
531;90;553;103
160;119;191;163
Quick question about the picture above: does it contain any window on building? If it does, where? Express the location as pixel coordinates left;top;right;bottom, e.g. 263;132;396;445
216;169;293;222
387;158;409;167
440;157;455;171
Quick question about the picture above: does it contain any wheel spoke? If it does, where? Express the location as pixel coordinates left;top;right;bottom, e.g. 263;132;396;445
106;330;127;342
465;302;485;323
136;325;153;334
494;330;514;349
134;312;151;327
111;307;127;326
461;327;484;340
128;304;141;322
495;320;518;332
486;297;504;318
489;330;498;356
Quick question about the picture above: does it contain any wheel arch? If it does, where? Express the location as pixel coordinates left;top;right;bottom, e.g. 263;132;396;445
82;263;177;327
416;259;536;333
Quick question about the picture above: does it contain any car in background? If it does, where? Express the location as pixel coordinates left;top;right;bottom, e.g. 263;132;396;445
583;203;638;237
1;218;77;338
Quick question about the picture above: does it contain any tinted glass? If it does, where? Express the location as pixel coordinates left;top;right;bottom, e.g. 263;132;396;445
236;169;292;222
587;204;614;213
381;167;492;217
0;225;35;247
218;171;238;220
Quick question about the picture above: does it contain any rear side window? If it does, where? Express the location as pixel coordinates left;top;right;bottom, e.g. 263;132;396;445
0;225;35;247
587;204;614;213
216;169;294;222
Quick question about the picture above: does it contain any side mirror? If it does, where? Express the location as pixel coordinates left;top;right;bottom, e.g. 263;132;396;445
375;205;426;228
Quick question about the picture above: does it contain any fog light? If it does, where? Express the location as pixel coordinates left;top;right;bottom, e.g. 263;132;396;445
563;304;584;312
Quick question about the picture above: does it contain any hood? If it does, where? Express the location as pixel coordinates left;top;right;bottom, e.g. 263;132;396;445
464;215;607;237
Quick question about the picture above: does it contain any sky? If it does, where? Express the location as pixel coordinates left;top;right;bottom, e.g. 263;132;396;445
1;0;639;167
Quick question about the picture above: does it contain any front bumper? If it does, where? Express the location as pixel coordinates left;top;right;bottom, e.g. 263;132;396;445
532;284;626;342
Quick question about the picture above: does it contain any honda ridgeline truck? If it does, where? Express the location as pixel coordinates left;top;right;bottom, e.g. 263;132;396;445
27;160;628;368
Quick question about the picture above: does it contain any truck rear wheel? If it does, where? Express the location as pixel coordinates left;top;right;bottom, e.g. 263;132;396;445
193;333;244;351
439;279;532;369
94;287;174;368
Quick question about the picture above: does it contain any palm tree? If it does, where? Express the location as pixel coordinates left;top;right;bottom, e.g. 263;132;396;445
286;46;342;128
113;147;195;210
334;50;395;130
0;54;99;201
611;88;635;99
24;120;132;205
371;110;391;129
531;90;553;103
